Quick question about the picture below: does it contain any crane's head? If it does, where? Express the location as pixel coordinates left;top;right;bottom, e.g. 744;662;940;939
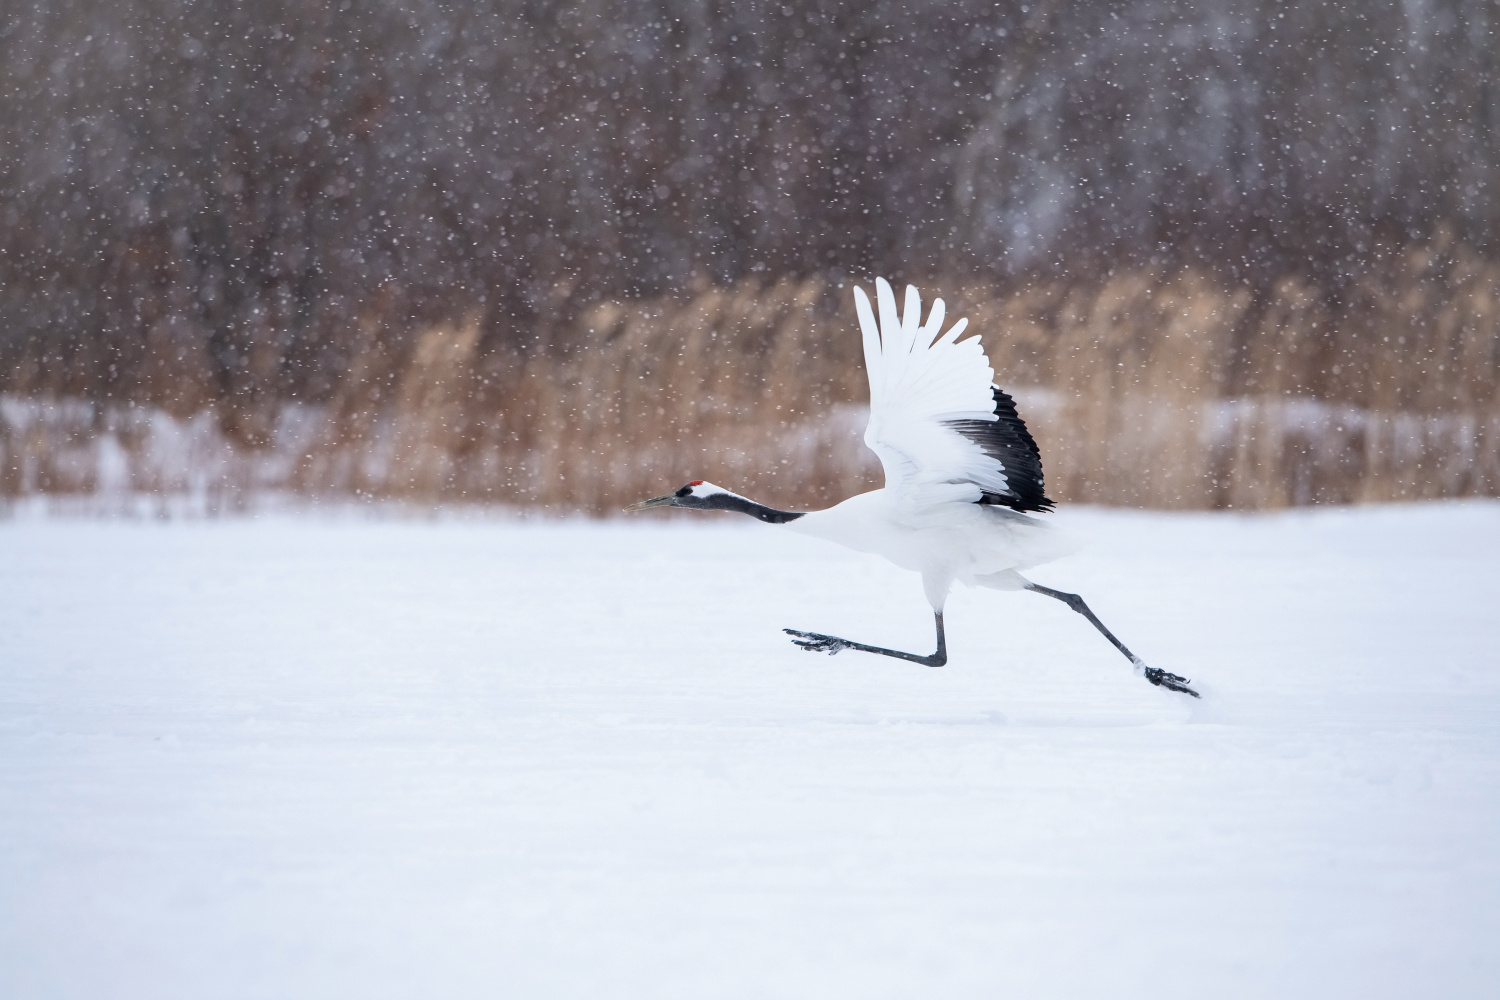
625;480;735;512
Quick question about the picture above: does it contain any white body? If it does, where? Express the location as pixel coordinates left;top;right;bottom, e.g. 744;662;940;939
786;278;1074;611
680;279;1074;613
787;488;1076;610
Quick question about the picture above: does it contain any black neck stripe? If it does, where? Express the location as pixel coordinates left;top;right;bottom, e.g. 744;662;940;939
704;493;805;523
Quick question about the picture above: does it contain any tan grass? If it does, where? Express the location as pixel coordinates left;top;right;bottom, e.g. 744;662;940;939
4;239;1499;512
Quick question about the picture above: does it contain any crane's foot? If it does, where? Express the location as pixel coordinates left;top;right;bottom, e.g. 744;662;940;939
783;627;947;667
784;628;854;655
1139;662;1200;698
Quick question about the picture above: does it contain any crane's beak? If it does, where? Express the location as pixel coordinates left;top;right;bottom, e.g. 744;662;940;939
625;494;676;512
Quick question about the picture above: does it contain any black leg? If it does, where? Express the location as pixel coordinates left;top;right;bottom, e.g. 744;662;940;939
785;612;948;668
1025;584;1199;697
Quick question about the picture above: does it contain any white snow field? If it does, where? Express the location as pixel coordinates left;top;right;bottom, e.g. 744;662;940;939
2;503;1498;999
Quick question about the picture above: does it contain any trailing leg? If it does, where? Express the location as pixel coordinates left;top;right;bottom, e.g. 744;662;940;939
1025;583;1198;697
785;612;948;668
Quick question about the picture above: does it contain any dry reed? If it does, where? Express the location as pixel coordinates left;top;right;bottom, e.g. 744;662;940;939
4;236;1499;513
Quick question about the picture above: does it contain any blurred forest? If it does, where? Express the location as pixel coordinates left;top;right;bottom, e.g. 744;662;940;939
2;0;1498;510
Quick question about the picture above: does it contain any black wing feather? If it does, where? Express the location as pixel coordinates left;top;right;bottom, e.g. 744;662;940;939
942;387;1054;513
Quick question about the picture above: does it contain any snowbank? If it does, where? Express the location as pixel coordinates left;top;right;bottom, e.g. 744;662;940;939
2;504;1497;998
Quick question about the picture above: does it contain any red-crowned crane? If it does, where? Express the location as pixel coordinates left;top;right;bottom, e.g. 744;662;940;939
628;278;1198;697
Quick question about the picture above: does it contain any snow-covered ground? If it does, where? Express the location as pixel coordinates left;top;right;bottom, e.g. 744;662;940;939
2;503;1497;999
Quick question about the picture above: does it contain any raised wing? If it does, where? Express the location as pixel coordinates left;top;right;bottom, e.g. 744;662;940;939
854;278;1053;513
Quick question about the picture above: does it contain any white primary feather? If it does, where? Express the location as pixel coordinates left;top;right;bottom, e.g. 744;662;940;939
854;278;1009;512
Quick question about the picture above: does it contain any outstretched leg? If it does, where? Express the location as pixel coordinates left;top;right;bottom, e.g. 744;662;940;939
1025;583;1199;697
785;612;948;668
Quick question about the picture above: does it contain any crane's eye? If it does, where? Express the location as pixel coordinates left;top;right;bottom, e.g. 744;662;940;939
675;484;694;497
